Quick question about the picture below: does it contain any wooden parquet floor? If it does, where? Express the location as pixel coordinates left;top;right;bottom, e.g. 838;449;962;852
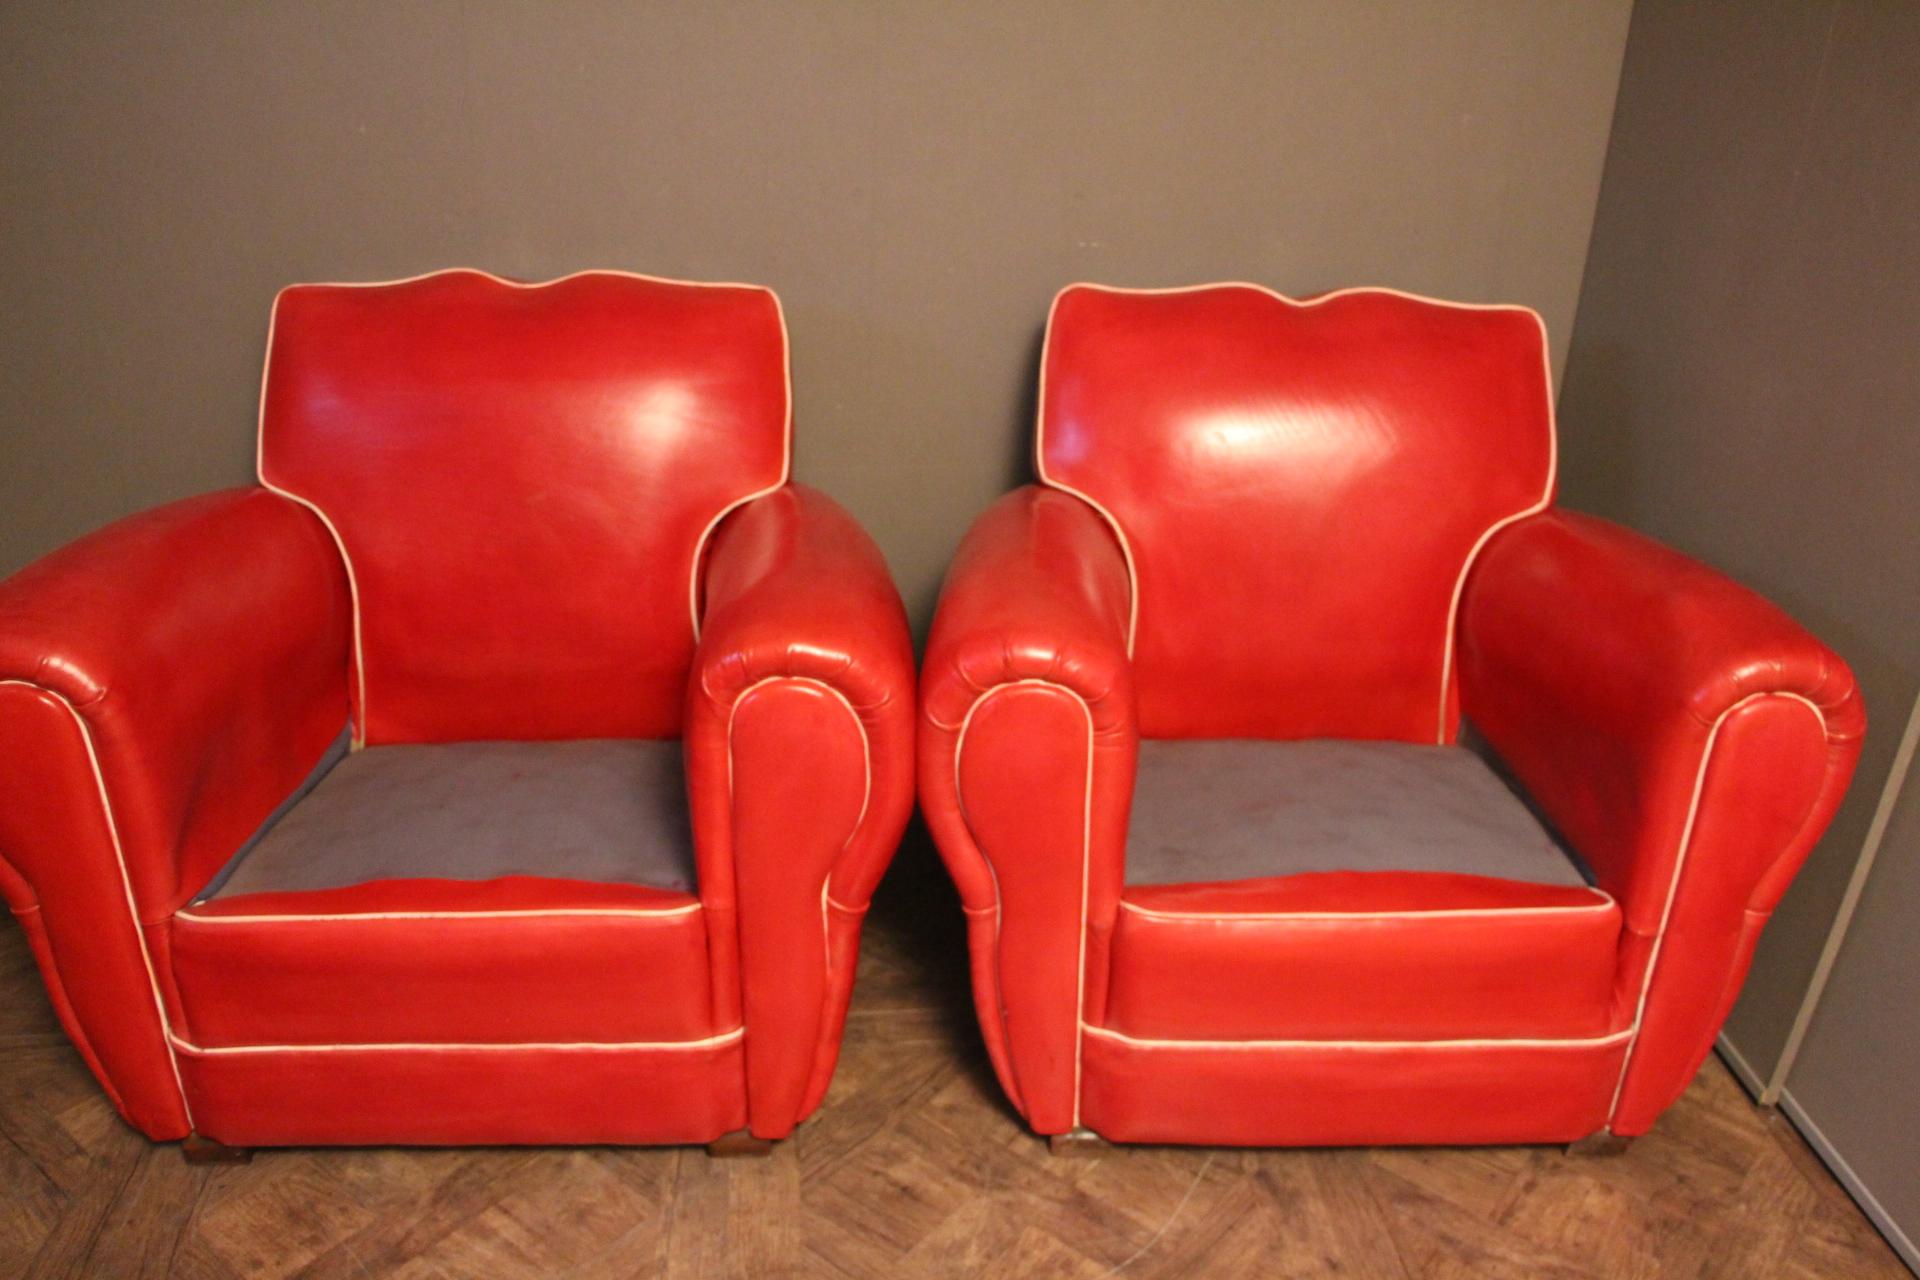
1;835;1907;1279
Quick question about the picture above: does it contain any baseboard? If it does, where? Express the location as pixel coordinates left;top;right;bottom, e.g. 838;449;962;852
1776;1089;1919;1275
1716;1035;1917;1275
1713;1033;1767;1100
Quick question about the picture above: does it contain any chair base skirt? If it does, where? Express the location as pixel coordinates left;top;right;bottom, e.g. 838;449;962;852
173;1036;746;1147
1076;1027;1630;1147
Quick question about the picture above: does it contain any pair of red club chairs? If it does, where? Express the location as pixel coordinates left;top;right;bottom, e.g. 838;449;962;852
0;270;1861;1162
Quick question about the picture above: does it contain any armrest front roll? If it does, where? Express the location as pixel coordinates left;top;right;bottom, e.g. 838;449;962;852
1459;508;1863;1132
918;486;1137;1133
685;484;914;1138
0;488;352;1136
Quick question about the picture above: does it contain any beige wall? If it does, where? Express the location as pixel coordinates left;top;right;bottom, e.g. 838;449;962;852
1558;0;1920;1082
0;0;1630;629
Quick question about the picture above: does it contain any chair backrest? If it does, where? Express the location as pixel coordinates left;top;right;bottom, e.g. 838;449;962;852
259;269;790;744
1038;283;1555;743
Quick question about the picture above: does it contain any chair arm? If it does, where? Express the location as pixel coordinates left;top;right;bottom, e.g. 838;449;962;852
918;486;1137;1133
0;488;352;1137
1458;508;1863;1132
685;484;914;1138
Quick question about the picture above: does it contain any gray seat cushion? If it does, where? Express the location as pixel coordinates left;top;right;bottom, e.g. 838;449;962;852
199;739;696;901
1125;739;1586;888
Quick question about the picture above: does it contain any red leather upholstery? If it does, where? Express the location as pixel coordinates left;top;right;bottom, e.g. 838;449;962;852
686;484;917;1138
1107;874;1622;1041
920;486;1137;1133
922;283;1863;1147
1039;284;1553;741
0;489;350;1139
1458;509;1864;1134
260;269;789;744
0;271;914;1149
167;880;715;1046
1080;1031;1629;1148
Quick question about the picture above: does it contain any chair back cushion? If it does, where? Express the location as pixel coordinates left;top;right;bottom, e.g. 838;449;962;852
259;269;789;743
1039;284;1554;741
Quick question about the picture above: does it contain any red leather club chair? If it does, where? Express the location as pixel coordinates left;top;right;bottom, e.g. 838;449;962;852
0;269;914;1156
920;283;1864;1150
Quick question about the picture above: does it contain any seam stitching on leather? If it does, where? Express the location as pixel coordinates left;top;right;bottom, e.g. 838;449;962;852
1034;282;1558;726
1033;288;1140;655
0;678;194;1127
1115;884;1616;922
1436;304;1557;743
688;284;794;641
726;675;873;853
1081;1023;1635;1050
1604;690;1829;1128
258;268;794;744
173;904;703;923
0;851;127;1114
953;677;1094;1130
726;674;872;1120
169;1025;746;1056
256;287;368;748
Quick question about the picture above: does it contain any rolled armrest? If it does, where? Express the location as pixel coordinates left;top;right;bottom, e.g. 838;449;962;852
918;486;1137;1133
684;484;914;1137
0;487;352;1136
1459;508;1862;1132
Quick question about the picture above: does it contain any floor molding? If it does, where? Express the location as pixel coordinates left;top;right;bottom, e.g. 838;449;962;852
1777;1089;1920;1276
1714;1033;1767;1100
1719;1035;1917;1276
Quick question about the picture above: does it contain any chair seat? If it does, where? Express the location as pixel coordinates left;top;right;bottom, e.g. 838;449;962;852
166;740;719;1049
197;738;698;900
1124;738;1588;889
1102;739;1623;1042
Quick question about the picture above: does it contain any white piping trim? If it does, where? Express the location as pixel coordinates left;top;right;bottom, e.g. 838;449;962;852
1116;884;1617;922
1033;288;1141;655
819;879;834;974
1082;1022;1634;1052
951;677;1094;1129
1424;296;1558;744
724;676;872;832
0;680;193;1125
1605;691;1829;1124
1434;311;1555;743
255;287;367;747
253;267;794;743
690;284;794;639
173;903;703;924
1033;281;1557;740
724;675;872;999
168;1025;744;1057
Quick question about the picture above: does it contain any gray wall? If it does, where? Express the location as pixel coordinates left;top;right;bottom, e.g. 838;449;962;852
1558;0;1920;1084
0;0;1631;630
1787;696;1920;1265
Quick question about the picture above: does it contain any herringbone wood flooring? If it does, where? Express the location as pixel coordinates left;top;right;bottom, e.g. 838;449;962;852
2;834;1906;1278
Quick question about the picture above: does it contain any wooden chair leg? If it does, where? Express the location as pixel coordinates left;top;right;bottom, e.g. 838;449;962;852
706;1129;776;1158
1047;1127;1110;1157
1565;1131;1635;1158
181;1135;253;1165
